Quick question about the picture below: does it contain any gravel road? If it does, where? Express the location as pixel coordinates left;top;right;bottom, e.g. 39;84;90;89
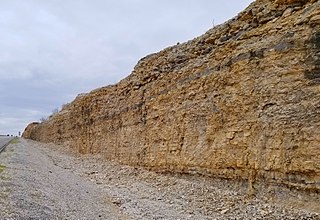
0;139;319;219
0;139;127;219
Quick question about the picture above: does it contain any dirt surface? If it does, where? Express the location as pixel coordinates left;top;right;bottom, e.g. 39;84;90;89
0;139;319;219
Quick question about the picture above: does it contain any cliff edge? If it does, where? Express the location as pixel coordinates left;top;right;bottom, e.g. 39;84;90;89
23;0;320;191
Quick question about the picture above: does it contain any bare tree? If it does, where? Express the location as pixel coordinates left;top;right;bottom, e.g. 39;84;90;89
52;108;59;115
40;117;48;122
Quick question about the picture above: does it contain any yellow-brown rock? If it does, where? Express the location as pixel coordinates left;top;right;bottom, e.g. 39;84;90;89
23;0;320;191
22;122;39;139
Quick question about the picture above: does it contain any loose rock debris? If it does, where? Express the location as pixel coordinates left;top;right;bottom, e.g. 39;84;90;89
0;139;319;219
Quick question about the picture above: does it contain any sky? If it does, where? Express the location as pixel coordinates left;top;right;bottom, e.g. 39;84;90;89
0;0;254;136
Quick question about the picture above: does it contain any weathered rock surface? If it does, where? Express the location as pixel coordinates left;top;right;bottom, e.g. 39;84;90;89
22;122;39;139
23;0;320;191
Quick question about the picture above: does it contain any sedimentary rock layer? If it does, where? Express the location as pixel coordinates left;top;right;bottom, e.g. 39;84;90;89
23;0;320;191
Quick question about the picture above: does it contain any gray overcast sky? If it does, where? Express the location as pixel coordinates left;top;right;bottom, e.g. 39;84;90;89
0;0;254;135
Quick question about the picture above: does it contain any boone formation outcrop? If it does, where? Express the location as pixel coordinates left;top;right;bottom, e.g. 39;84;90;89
23;0;320;191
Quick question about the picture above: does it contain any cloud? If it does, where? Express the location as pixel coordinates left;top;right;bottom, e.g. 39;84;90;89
0;0;254;135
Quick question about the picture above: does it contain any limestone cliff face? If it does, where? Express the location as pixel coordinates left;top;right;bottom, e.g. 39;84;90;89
23;0;320;191
22;122;39;139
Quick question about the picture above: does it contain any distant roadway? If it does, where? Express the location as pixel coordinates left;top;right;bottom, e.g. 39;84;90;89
0;136;13;153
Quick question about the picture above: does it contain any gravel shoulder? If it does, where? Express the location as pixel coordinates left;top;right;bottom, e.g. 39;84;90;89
0;139;128;219
0;138;319;219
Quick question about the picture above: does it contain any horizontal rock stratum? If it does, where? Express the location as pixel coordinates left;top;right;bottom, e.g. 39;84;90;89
23;0;320;191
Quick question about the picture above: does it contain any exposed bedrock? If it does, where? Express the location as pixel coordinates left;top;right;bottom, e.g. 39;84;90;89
23;0;320;191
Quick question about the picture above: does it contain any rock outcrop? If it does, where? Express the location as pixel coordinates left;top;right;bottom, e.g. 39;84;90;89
22;122;39;139
23;0;320;191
